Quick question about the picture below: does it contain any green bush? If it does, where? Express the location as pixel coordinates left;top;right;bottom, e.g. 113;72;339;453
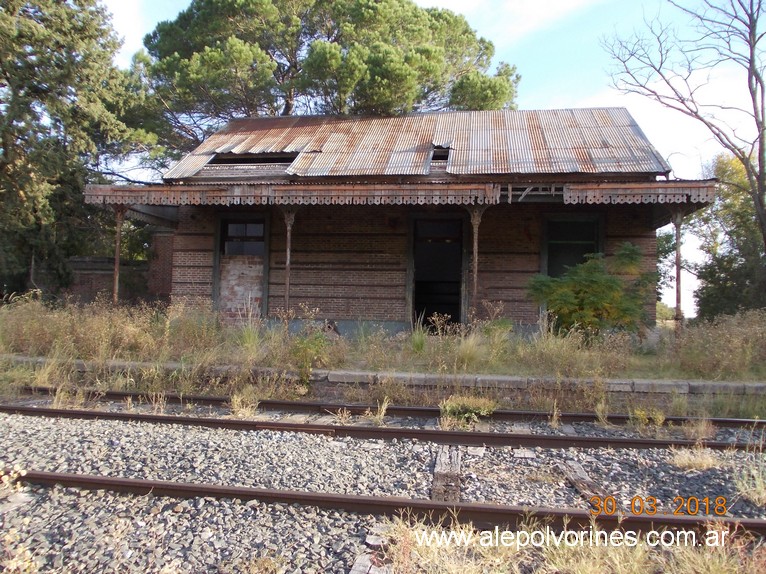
439;394;497;424
527;242;654;333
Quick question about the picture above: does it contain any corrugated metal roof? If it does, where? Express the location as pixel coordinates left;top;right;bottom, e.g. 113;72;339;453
163;108;672;181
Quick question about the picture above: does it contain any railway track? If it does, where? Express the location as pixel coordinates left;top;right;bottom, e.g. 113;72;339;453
3;397;765;572
0;402;756;450
14;383;766;432
8;469;766;537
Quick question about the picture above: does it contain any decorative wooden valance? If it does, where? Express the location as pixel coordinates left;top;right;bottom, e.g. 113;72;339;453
85;183;501;207
564;181;716;205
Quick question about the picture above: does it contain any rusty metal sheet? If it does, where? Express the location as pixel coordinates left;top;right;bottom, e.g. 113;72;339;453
164;108;672;181
163;153;214;180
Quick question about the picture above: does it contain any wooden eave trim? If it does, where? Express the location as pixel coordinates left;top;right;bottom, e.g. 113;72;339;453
564;180;716;205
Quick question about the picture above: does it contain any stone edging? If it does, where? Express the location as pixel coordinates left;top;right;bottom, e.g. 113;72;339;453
316;369;766;396
3;355;764;397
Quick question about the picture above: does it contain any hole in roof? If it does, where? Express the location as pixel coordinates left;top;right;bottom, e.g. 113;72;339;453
432;145;450;161
209;152;299;165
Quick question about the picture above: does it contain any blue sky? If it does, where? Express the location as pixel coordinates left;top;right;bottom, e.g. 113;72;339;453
102;0;725;314
104;0;723;179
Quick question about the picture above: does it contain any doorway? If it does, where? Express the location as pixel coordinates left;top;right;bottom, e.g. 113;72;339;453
413;218;463;323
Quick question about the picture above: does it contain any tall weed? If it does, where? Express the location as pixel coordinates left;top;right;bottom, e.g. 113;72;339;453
674;310;766;380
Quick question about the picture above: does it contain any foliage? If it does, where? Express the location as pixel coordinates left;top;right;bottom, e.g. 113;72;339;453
448;62;520;111
527;242;655;333
656;228;676;300
135;0;520;152
439;394;497;425
606;0;766;253
689;154;766;319
0;0;150;292
656;301;675;321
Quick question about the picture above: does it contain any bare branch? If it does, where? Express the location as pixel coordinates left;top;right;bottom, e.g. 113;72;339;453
607;0;766;252
91;169;156;186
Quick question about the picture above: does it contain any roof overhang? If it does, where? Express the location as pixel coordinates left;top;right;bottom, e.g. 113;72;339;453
87;179;713;210
564;180;716;205
564;180;716;228
85;183;502;207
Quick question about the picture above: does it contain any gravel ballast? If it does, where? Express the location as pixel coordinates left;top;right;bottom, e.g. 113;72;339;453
461;444;766;519
1;485;382;573
0;413;434;499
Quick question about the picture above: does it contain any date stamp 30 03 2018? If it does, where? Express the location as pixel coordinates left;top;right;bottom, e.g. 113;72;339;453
588;495;729;517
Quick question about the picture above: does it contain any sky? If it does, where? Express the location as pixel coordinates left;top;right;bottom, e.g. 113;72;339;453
101;0;733;315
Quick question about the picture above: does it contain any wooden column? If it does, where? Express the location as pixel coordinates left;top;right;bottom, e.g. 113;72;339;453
112;205;128;305
467;205;488;311
281;207;297;311
672;209;684;326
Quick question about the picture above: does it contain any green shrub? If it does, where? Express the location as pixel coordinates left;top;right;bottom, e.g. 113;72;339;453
439;394;497;424
528;242;654;333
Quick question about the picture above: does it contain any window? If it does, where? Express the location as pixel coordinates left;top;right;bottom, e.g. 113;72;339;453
221;220;265;256
546;219;600;277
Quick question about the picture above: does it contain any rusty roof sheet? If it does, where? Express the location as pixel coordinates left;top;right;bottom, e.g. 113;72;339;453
164;108;671;181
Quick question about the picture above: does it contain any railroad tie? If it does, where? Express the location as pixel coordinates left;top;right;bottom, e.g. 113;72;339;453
557;460;610;505
431;445;461;503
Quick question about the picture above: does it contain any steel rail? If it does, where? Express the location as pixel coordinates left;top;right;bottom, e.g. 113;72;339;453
0;404;753;450
17;385;766;429
12;469;766;537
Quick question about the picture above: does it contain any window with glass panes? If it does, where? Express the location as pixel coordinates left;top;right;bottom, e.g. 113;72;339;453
545;219;600;277
220;220;265;256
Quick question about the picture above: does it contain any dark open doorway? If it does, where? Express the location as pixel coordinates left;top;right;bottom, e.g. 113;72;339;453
413;219;463;323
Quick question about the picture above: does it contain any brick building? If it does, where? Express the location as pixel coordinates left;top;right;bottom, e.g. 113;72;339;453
86;109;713;329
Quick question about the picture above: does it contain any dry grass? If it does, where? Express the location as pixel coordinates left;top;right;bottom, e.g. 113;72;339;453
672;310;766;380
328;407;353;425
51;385;87;409
595;399;610;426
2;300;766;401
681;418;717;441
148;391;167;415
230;384;260;417
658;526;766;574
670;445;725;471
548;400;562;428
381;515;525;574
0;363;33;398
542;530;655;574
366;376;417;406
219;555;282;574
363;396;391;426
380;516;766;574
735;440;766;506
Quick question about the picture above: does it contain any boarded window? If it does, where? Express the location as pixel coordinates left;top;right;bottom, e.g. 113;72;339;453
221;220;265;256
546;219;600;277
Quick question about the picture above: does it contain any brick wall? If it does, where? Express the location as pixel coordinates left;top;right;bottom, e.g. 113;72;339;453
147;232;173;299
171;206;215;300
219;255;264;319
268;206;408;320
167;203;657;326
64;257;148;303
473;203;656;325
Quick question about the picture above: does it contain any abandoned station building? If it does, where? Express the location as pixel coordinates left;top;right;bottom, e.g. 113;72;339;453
85;108;714;329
